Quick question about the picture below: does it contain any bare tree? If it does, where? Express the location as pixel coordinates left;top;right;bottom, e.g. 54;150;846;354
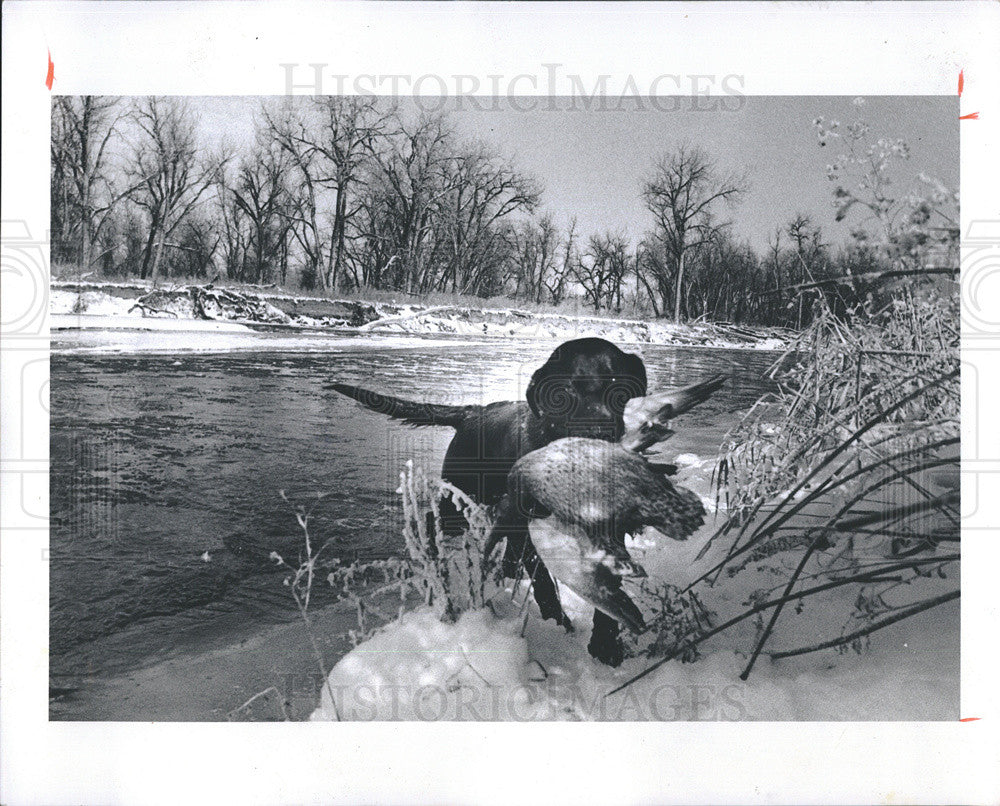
126;97;221;284
261;97;395;290
312;97;395;291
169;213;220;279
437;144;541;296
572;231;632;312
229;142;293;284
215;167;250;281
356;113;459;292
636;233;672;318
50;96;131;271
264;104;327;290
787;214;825;326
641;146;747;322
544;217;577;306
515;214;559;302
788;214;824;267
685;234;761;322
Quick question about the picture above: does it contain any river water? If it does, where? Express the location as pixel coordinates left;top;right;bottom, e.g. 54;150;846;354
50;332;779;682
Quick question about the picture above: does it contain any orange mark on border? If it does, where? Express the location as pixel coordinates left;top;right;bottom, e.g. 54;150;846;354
45;50;54;90
958;70;964;96
960;113;979;121
959;717;981;722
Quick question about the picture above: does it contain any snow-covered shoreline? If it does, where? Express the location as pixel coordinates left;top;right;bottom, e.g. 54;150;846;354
50;282;792;350
309;450;959;722
308;600;958;722
308;522;959;722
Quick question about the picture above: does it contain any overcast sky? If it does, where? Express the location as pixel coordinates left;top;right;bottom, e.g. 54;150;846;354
190;94;958;253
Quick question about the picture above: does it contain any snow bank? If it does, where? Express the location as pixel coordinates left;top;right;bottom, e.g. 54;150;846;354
310;586;957;722
311;452;958;722
362;308;789;350
51;313;252;333
51;328;486;355
49;284;791;350
51;288;256;332
51;289;137;317
309;608;531;722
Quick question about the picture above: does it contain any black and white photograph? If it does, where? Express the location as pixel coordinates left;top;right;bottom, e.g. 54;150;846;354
3;3;999;804
47;93;960;722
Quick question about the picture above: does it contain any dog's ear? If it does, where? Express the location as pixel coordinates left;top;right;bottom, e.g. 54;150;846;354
526;352;575;418
624;352;648;397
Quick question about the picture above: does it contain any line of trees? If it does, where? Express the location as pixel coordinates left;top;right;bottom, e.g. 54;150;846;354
51;96;958;329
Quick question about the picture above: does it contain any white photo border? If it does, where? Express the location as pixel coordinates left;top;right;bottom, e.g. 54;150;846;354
2;2;998;804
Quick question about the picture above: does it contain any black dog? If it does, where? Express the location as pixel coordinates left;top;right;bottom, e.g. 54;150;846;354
331;337;648;665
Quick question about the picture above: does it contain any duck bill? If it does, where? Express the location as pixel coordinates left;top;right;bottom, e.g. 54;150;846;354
650;373;728;420
621;374;728;453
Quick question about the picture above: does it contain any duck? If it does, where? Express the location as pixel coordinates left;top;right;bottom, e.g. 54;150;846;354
487;374;726;641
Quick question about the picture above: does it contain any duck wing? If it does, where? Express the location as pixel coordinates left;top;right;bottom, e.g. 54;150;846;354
632;474;706;541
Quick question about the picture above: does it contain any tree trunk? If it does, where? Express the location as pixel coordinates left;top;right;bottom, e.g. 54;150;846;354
326;221;340;292
280;232;288;285
333;190;347;292
311;247;326;292
673;250;685;323
255;226;265;284
149;205;171;285
149;230;166;286
139;218;158;280
80;212;92;274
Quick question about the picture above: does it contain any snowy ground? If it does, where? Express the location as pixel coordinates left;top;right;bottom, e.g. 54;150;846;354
309;600;956;722
52;314;254;333
50;285;790;351
310;455;959;722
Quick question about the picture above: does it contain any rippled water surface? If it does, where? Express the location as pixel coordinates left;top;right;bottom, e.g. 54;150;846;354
50;333;778;679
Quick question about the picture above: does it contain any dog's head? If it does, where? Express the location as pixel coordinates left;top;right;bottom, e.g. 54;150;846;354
526;337;647;441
